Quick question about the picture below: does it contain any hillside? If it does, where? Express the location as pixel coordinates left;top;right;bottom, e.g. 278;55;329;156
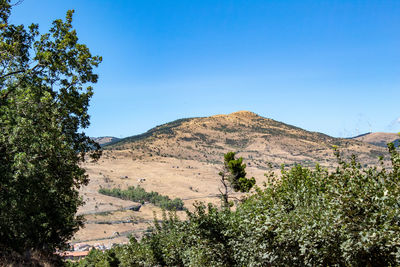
352;132;399;148
107;111;388;168
74;111;390;246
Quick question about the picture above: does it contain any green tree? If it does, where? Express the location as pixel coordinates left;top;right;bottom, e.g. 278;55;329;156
0;0;101;257
218;152;255;208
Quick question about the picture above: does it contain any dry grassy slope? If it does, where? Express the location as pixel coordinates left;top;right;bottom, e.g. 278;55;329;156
74;111;391;245
108;111;388;168
353;132;399;147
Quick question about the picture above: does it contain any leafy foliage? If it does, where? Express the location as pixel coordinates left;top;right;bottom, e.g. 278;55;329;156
0;1;101;255
227;143;400;266
99;186;185;211
76;143;400;266
219;152;255;207
223;152;255;192
66;248;121;267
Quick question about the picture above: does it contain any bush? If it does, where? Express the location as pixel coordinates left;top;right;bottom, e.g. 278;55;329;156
78;143;400;266
229;143;400;266
66;248;121;267
99;186;185;211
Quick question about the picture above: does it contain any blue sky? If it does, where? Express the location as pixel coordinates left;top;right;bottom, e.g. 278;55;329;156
9;0;400;138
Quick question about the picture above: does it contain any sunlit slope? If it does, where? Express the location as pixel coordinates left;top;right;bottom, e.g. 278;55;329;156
353;132;399;148
106;111;388;168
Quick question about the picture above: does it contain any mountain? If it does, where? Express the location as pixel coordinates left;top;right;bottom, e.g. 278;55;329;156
92;136;120;146
75;111;392;246
351;132;399;148
106;111;388;168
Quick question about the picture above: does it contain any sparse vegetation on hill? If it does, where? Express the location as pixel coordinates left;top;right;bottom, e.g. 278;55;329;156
72;144;400;266
99;186;185;211
104;111;389;168
353;132;400;148
107;117;194;147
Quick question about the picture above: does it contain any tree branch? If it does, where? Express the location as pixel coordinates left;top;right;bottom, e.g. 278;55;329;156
0;63;44;103
11;0;24;7
0;69;25;80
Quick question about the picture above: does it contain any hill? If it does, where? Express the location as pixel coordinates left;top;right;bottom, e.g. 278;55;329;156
74;111;391;246
107;111;388;168
352;132;399;148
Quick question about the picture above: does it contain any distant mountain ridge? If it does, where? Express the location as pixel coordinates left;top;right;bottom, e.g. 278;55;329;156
349;132;372;139
351;132;399;148
106;111;389;168
92;136;120;146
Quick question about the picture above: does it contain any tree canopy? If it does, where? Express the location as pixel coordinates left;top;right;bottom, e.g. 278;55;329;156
0;0;101;256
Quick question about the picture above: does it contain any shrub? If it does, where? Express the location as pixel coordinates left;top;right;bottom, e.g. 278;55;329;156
229;143;400;266
77;143;400;266
99;186;185;211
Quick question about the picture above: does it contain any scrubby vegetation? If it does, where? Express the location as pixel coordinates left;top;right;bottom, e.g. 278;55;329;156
98;186;185;211
72;143;400;266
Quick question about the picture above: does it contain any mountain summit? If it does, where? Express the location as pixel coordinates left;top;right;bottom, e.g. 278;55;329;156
226;110;259;118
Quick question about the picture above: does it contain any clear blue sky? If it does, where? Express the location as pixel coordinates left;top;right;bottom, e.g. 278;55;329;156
9;0;400;138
